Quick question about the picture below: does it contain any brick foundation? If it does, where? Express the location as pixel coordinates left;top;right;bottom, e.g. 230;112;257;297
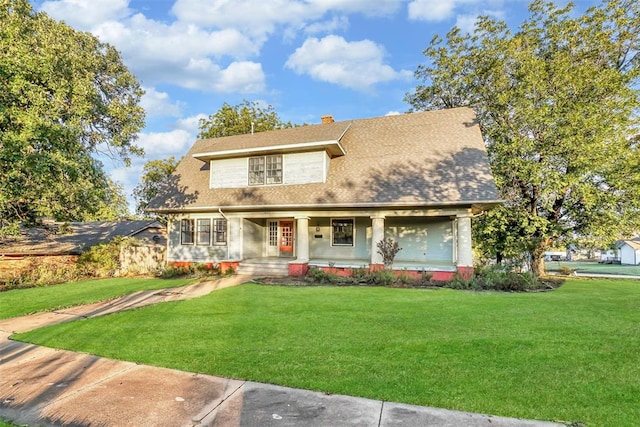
288;263;309;277
456;266;474;280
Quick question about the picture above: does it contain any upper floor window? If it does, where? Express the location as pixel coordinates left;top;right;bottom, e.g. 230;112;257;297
249;155;282;185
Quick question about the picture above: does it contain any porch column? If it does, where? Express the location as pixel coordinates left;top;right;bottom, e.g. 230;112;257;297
290;216;310;277
295;216;310;262
370;215;385;268
456;214;473;278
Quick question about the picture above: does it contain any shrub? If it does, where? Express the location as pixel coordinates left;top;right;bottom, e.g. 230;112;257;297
377;238;402;268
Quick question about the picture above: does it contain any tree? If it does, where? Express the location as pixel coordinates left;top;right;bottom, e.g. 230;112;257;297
0;0;144;233
406;0;640;275
133;157;179;217
198;100;294;139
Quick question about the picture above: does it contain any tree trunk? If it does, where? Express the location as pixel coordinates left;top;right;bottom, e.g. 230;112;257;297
530;247;546;277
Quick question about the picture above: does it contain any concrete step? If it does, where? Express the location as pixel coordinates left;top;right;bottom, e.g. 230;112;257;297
237;262;289;277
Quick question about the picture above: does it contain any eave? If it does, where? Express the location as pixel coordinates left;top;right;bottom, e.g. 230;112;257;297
192;139;347;161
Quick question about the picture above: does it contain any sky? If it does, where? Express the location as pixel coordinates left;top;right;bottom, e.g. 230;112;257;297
29;0;598;212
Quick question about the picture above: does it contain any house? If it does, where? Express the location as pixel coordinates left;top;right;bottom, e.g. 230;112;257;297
148;107;501;279
615;239;640;265
0;220;166;278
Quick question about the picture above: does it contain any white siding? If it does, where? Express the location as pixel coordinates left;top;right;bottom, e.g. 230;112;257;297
210;158;248;188
209;151;327;189
284;151;326;184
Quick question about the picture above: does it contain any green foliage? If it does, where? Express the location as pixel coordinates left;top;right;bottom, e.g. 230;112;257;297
133;157;179;217
376;238;402;268
0;0;144;230
197;100;294;139
446;265;559;292
76;238;129;278
407;0;640;275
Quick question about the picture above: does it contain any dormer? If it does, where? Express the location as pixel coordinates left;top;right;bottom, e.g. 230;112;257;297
191;121;350;189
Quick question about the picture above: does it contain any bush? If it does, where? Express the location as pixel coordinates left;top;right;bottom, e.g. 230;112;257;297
444;265;560;292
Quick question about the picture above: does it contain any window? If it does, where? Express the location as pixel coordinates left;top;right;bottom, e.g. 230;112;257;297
180;219;194;245
248;157;265;185
332;218;354;246
266;155;283;184
197;219;211;245
249;155;282;185
213;219;227;245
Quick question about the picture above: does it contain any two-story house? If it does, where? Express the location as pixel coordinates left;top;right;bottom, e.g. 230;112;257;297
148;107;501;279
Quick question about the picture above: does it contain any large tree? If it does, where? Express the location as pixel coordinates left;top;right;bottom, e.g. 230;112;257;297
0;0;144;233
198;100;294;139
407;0;640;275
133;156;179;217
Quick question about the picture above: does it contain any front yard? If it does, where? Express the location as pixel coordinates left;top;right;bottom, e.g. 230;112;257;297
9;278;640;426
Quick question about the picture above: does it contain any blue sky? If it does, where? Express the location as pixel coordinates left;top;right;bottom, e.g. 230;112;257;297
29;0;598;211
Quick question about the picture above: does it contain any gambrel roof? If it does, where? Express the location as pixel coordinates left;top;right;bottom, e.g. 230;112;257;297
149;107;500;212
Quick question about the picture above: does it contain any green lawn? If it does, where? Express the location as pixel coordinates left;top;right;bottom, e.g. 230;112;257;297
545;260;640;276
13;279;640;426
0;277;194;319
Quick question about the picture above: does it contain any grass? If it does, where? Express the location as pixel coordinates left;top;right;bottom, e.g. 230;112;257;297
0;277;194;319
12;279;640;426
545;260;640;276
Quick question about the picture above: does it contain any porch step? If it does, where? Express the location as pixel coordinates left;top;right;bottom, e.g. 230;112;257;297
237;260;290;277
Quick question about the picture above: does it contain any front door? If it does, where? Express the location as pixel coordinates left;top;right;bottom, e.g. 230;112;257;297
279;221;294;256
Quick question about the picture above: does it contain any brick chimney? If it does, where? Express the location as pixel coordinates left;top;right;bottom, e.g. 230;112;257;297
321;114;334;124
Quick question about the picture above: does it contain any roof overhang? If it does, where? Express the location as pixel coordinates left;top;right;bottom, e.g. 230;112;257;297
193;140;347;162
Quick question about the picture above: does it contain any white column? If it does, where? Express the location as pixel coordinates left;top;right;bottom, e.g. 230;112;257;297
456;214;473;267
370;215;385;265
295;216;309;262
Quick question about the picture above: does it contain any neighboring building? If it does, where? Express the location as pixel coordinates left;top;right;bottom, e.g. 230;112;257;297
616;239;640;265
148;108;501;279
0;220;166;257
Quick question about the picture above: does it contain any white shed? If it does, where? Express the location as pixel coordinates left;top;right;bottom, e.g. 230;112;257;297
616;240;640;265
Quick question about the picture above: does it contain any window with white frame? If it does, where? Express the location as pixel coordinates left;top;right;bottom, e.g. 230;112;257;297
248;155;282;185
332;218;354;246
213;219;227;245
196;219;211;245
180;219;194;245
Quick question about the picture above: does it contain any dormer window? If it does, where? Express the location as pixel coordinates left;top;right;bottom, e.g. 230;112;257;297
249;154;282;185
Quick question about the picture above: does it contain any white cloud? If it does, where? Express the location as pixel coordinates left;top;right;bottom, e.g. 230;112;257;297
385;111;402;116
408;0;456;21
141;87;182;118
176;114;208;134
285;35;412;91
171;0;401;36
304;15;350;35
40;0;130;30
407;0;507;24
137;129;193;158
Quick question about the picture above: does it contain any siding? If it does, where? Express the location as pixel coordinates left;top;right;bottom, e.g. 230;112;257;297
167;216;229;263
209;151;327;189
284;151;326;185
309;217;370;261
385;218;453;263
211;158;247;188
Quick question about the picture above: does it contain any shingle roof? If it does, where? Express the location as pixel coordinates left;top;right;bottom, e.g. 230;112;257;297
0;220;164;256
149;107;500;212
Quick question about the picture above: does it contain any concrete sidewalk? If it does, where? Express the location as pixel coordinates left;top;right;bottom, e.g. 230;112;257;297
0;276;566;427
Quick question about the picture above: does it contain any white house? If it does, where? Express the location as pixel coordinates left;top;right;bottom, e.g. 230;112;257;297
148;108;501;279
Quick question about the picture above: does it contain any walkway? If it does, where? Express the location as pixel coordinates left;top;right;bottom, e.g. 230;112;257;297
0;276;565;426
